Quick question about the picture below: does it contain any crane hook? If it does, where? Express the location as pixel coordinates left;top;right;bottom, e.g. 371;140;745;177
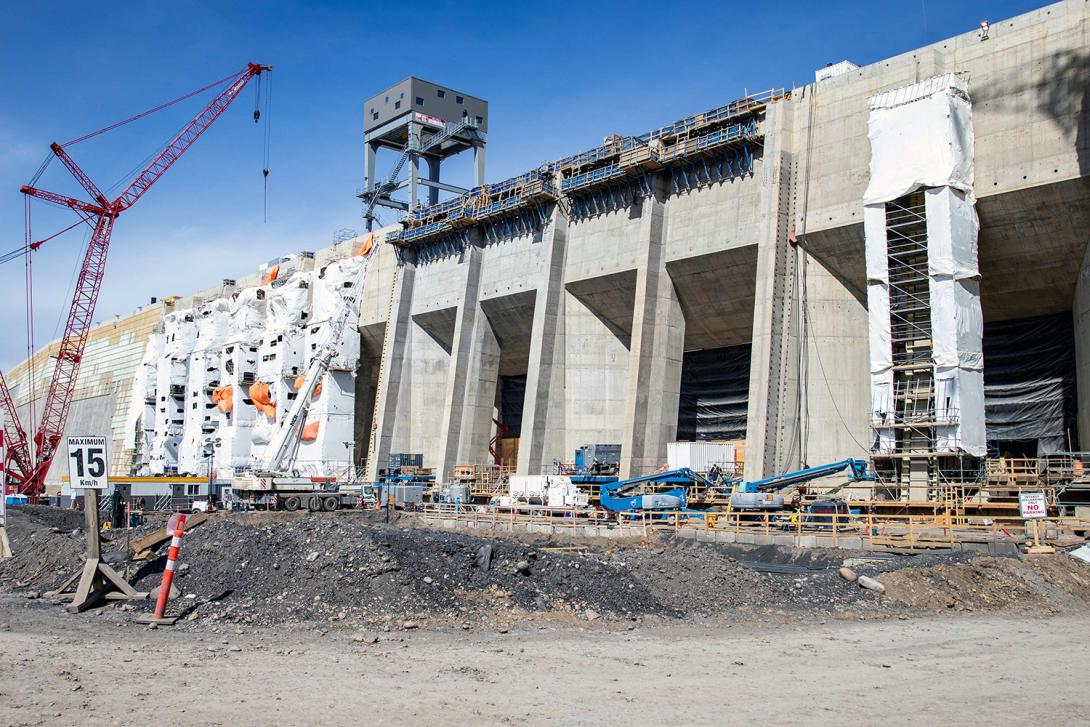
253;109;261;123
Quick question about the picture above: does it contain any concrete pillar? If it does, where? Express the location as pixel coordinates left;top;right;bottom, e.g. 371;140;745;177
474;143;486;187
408;122;421;209
619;187;685;478
745;103;801;479
364;143;378;232
454;307;501;465
798;253;871;466
1074;242;1090;449
364;261;416;482
517;206;569;475
364;143;377;192
426;157;441;206
436;244;487;479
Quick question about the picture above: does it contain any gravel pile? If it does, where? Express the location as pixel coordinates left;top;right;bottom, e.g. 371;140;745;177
0;506;94;590
115;514;908;626
5;507;1085;629
129;516;677;626
0;506;155;592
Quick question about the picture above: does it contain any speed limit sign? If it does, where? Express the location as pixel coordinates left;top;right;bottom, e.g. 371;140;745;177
67;436;109;489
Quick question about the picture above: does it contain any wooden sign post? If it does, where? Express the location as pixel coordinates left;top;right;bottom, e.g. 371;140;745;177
47;436;147;612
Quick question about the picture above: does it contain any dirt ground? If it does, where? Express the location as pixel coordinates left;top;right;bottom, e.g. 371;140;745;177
2;506;1090;725
0;597;1087;726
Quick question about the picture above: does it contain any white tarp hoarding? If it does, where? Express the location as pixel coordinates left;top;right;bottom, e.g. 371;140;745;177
864;74;984;457
863;74;974;205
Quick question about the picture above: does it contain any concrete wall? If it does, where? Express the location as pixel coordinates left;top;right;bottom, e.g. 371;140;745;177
8;0;1090;485
7;304;163;488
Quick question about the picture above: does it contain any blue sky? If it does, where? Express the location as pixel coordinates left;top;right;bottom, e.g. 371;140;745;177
0;0;1046;370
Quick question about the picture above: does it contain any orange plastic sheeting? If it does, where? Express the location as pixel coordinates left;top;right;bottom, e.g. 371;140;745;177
212;385;234;413
248;382;276;418
356;232;375;257
301;420;320;442
293;374;322;398
262;264;280;285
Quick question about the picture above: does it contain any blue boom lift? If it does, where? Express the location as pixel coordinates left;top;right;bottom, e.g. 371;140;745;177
598;468;713;511
598;458;874;512
730;458;875;510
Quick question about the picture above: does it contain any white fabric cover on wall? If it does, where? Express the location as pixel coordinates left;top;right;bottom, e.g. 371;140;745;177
266;272;313;330
228;287;266;342
864;74;985;458
134;247;372;478
864;204;895;441
864;74;974;205
924;186;980;281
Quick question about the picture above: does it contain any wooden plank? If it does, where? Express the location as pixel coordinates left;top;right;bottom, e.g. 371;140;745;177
130;512;208;560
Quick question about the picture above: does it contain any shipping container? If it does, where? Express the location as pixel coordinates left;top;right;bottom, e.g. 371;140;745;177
667;441;736;473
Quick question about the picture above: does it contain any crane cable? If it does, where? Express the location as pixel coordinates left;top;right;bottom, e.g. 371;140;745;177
260;73;272;222
8;70;248;265
23;196;36;460
61;67;249;148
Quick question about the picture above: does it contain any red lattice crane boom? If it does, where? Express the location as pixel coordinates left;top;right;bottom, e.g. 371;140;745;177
0;62;271;499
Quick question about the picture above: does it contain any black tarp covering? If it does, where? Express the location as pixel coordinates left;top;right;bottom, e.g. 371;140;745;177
676;344;751;441
499;375;526;438
983;312;1077;455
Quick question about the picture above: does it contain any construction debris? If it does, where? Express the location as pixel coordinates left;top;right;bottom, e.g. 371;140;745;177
857;575;886;593
3;509;1089;631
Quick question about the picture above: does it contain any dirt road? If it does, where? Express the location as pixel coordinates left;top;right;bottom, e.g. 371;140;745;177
1;598;1086;726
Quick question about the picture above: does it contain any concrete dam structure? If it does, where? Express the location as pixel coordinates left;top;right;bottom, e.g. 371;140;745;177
5;0;1089;499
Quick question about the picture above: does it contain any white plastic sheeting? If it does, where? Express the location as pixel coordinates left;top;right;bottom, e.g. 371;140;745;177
148;310;198;474
935;367;986;454
257;327;307;382
293;371;356;477
206;287;269;474
228;287;266;340
307;258;365;371
924;186;980;281
312;258;366;325
925;187;985;457
133;248;372;478
864;205;896;454
178;300;234;475
213;343;261;472
192;299;232;352
863;74;974;205
266;272;312;330
132;332;164;474
864;75;985;458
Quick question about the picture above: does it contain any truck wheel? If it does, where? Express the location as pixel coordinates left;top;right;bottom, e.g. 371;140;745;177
307;495;323;512
322;496;338;512
283;496;301;512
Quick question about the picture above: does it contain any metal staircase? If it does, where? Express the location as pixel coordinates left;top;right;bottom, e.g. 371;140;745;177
361;117;480;225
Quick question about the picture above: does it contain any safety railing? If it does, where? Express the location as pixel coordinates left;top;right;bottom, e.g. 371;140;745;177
389;89;785;250
414;502;1090;551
